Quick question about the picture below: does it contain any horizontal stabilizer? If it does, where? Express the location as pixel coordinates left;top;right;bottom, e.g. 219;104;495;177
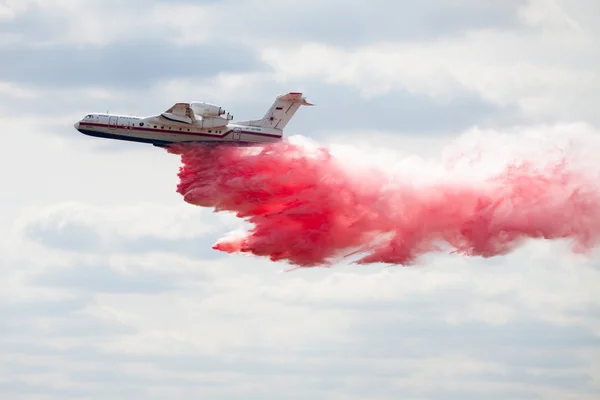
278;92;315;106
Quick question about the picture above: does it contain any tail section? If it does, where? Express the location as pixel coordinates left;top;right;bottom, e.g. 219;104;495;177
236;92;313;131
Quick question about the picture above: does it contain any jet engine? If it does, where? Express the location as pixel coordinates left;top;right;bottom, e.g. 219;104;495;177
190;101;225;117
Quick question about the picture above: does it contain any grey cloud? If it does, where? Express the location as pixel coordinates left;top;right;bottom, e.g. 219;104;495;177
0;295;98;342
1;0;525;49
295;83;503;134
0;41;265;89
193;80;504;136
467;369;596;392
340;316;600;384
42;315;137;338
0;380;89;399
4;312;136;340
2;1;599;399
0;13;64;43
0;76;505;138
0;301;597;399
0;341;96;359
0;296;91;337
1;362;52;375
101;0;222;5
0;0;220;45
227;0;525;46
259;284;600;394
264;280;480;313
24;218;224;260
570;305;600;321
2;60;506;142
130;315;599;387
25;219;102;253
0;296;87;319
29;261;204;294
115;235;226;260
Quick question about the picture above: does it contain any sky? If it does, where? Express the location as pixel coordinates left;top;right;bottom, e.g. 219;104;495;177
1;0;599;399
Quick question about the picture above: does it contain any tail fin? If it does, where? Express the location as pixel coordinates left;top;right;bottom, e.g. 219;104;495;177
236;92;313;131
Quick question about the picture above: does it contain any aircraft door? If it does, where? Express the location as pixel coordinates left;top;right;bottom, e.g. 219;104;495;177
108;116;118;129
232;128;241;140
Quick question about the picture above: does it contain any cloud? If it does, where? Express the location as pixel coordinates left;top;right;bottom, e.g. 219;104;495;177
2;231;599;399
259;1;600;125
15;202;237;262
10;0;595;136
150;0;524;47
30;263;185;294
2;256;599;399
0;41;265;89
2;0;597;130
268;81;502;135
0;0;524;46
0;0;206;45
1;1;599;399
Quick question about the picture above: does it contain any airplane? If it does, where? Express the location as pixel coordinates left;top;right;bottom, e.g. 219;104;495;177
73;92;313;148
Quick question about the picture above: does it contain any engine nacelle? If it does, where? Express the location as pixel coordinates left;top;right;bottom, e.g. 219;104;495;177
190;101;225;117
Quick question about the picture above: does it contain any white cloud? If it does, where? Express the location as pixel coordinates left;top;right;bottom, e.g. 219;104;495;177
148;3;217;45
1;0;600;398
2;0;170;45
517;0;587;32
0;0;39;21
0;81;38;99
2;232;599;398
2;115;600;399
259;0;599;124
0;75;278;127
151;72;275;113
16;201;220;241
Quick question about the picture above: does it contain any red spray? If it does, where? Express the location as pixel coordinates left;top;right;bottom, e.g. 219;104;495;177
166;136;600;268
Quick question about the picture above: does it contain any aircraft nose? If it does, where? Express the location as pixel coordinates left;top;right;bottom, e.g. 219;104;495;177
74;121;80;130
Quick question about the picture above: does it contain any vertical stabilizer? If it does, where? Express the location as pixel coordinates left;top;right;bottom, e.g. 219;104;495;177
236;92;313;131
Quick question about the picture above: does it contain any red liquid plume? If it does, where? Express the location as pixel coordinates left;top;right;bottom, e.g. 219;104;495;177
166;140;600;267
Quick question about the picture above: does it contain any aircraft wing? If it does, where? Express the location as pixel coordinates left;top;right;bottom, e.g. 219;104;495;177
161;102;195;124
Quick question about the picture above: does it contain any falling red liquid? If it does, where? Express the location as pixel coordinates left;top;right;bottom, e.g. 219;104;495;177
166;139;600;267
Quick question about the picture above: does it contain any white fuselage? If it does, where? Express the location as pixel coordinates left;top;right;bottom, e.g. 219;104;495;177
73;92;312;148
73;113;283;147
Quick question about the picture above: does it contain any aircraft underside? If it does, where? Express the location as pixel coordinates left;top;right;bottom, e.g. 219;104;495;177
77;128;273;148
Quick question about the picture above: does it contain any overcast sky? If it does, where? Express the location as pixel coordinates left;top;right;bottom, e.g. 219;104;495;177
1;0;599;399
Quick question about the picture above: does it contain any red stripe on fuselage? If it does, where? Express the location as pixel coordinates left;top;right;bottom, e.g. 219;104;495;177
78;121;282;139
